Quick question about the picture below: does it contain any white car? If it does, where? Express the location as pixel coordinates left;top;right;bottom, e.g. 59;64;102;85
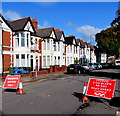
115;59;120;66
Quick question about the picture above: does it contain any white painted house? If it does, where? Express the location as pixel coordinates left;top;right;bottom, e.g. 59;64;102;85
74;39;80;62
79;40;87;64
7;16;41;71
54;29;66;66
65;35;75;66
36;27;57;68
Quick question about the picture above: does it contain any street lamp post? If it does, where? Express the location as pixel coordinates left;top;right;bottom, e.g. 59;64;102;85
35;52;38;78
90;34;96;63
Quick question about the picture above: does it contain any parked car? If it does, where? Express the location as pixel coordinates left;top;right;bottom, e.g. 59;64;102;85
82;64;93;71
89;63;100;70
115;59;120;66
96;63;102;69
101;63;114;69
67;64;85;74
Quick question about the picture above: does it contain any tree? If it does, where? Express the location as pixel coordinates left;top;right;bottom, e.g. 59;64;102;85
96;5;120;59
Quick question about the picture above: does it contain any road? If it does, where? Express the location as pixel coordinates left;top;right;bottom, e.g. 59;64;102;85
2;72;120;115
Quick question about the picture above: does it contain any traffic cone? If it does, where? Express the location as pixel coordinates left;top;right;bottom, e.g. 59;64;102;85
82;82;89;103
17;80;25;95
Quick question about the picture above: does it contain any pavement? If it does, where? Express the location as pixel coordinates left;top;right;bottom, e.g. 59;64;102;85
1;68;120;88
0;71;66;88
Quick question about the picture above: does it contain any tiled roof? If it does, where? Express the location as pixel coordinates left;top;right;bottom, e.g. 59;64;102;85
7;17;31;31
80;39;86;48
65;35;75;44
55;31;63;40
36;27;54;38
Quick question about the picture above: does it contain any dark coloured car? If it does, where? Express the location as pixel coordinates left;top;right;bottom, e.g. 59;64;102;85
67;64;85;74
101;63;114;69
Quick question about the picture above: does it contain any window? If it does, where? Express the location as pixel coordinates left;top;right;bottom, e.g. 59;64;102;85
67;46;70;53
70;57;72;63
21;54;25;67
34;39;38;50
58;42;60;51
21;33;25;47
15;33;19;47
27;33;29;47
74;46;75;54
54;56;57;65
67;57;69;65
43;40;46;50
31;37;34;45
43;56;46;67
58;56;60;65
53;42;56;51
47;39;50;50
70;45;72;53
76;47;77;54
27;54;29;66
83;49;85;54
16;54;19;67
47;56;50;67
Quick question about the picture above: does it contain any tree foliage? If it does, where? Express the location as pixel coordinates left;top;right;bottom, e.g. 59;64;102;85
95;8;120;58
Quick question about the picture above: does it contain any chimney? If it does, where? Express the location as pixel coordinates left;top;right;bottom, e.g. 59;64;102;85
31;19;38;30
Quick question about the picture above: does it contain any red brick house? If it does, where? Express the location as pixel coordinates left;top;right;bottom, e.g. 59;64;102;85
0;14;12;76
0;14;42;77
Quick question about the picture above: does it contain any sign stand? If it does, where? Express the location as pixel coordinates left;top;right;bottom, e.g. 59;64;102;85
76;78;116;111
2;75;21;93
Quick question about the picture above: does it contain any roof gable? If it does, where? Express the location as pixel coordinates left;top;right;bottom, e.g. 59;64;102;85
55;29;65;41
65;35;75;45
24;21;35;33
55;31;63;40
76;39;80;46
7;16;36;32
36;27;55;38
0;14;12;31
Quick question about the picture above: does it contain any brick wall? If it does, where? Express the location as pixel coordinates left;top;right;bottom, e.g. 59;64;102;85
2;31;11;74
2;31;11;51
3;54;11;72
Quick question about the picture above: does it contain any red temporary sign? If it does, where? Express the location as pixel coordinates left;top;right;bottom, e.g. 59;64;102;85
3;75;20;89
85;78;116;99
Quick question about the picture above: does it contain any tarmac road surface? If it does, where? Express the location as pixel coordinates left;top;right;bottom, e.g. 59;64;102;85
2;71;120;115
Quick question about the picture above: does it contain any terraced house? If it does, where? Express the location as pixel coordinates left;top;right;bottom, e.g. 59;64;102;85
0;14;12;76
0;14;100;77
0;18;2;77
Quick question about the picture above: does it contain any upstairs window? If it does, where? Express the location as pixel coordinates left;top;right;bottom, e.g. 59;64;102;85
76;47;77;54
43;40;46;50
27;33;29;47
70;45;72;53
15;33;19;47
34;39;38;50
58;42;60;51
21;33;25;47
47;39;50;50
